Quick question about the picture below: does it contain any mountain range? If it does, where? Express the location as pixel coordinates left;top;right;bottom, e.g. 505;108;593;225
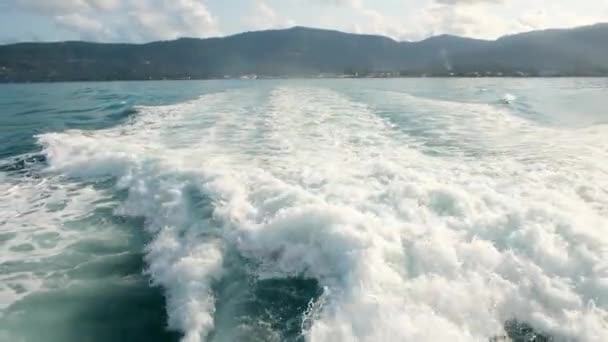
1;23;607;82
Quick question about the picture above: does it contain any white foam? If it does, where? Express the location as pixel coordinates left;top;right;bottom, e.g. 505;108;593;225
33;85;608;341
0;171;114;308
501;93;517;104
35;91;253;340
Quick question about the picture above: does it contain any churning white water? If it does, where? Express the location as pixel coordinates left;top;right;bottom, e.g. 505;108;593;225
1;79;607;341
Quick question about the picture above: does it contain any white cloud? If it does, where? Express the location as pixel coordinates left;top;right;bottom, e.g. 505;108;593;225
247;0;295;30
307;0;504;41
8;0;221;42
306;0;607;40
308;0;410;39
128;10;182;42
3;0;608;42
351;9;406;39
516;3;608;31
128;0;220;41
55;13;110;41
418;3;516;39
373;1;516;41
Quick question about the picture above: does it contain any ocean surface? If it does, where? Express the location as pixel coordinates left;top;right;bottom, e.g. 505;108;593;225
0;79;607;342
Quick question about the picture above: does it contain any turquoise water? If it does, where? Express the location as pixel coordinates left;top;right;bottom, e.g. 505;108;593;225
0;79;607;342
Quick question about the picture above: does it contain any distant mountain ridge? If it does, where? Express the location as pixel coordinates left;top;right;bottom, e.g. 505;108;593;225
1;24;607;82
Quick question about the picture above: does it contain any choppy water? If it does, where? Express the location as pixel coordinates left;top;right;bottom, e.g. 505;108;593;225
0;79;607;342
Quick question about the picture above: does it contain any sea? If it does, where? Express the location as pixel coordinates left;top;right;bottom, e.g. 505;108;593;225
0;78;607;342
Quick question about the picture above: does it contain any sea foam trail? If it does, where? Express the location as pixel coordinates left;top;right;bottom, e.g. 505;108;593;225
37;85;608;341
0;163;116;309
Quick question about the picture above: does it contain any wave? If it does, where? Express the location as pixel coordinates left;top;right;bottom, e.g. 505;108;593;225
0;154;46;174
31;85;608;341
500;93;517;105
0;169;117;309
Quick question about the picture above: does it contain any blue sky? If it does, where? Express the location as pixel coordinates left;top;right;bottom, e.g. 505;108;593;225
1;0;607;43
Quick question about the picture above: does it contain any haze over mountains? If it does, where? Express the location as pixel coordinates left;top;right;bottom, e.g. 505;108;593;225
1;23;607;82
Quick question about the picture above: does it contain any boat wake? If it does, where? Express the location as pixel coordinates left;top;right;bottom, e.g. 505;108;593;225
6;84;607;341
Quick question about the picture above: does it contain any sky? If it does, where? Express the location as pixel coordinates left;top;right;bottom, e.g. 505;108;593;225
0;0;607;43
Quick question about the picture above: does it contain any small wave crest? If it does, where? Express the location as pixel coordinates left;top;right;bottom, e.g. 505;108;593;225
0;154;46;175
500;93;517;105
